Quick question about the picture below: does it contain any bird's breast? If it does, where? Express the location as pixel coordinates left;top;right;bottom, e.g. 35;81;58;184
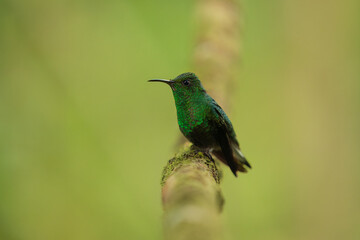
177;106;217;147
177;106;206;132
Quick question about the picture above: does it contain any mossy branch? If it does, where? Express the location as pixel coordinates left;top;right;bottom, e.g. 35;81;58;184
161;146;222;186
161;146;224;240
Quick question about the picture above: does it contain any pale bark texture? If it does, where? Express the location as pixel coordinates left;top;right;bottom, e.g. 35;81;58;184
161;148;224;240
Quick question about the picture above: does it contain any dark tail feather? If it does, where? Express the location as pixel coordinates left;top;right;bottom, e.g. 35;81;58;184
233;147;251;169
212;148;251;175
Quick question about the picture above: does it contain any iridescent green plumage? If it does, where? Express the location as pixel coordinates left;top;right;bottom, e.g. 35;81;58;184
149;72;251;176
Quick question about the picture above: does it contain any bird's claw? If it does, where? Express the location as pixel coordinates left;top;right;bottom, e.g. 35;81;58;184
190;145;215;163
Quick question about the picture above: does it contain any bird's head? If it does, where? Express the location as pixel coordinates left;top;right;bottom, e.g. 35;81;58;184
148;72;206;99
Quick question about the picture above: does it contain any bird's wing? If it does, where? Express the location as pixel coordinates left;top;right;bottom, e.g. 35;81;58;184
211;100;239;145
211;103;239;176
211;100;251;173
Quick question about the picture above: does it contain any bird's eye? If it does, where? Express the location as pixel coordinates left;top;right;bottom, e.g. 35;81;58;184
182;80;190;86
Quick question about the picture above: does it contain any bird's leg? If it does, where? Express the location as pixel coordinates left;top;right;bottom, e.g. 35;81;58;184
204;151;215;162
189;144;201;152
190;145;215;163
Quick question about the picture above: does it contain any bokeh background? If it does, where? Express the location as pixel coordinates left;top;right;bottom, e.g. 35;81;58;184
0;0;359;239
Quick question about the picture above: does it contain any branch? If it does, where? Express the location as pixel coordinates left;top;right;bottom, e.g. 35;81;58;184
161;147;224;240
161;0;242;239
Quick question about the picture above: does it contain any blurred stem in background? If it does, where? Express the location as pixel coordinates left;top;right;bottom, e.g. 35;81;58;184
192;0;242;111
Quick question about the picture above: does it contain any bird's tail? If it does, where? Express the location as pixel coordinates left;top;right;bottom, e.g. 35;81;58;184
233;147;251;171
212;145;251;175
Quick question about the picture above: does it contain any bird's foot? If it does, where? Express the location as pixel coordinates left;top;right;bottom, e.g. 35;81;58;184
190;145;215;163
204;151;215;162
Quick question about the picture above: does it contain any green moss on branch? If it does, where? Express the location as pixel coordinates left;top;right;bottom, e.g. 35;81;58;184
161;146;225;239
161;146;222;186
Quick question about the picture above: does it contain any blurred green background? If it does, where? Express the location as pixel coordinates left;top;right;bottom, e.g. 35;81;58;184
0;0;359;239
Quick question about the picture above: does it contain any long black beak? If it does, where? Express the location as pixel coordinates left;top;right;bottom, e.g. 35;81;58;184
148;79;174;84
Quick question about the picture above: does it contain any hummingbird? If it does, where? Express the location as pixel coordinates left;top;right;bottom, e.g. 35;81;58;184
149;72;251;176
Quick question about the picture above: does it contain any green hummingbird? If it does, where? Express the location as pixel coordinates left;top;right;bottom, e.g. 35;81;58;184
149;72;251;176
